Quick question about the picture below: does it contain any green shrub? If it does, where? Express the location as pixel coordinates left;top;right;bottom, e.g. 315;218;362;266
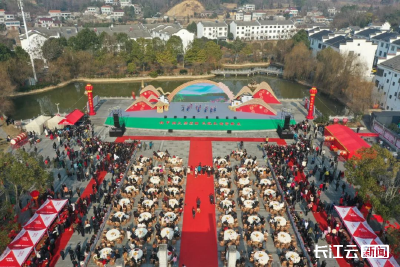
149;71;158;78
179;69;188;75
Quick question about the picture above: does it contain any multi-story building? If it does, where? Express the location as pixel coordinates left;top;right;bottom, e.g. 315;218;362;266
197;21;228;40
36;17;62;27
308;29;334;55
373;56;400;110
112;10;124;19
0;9;5;16
148;24;194;51
119;0;131;8
252;12;266;20
4;12;14;20
284;7;298;17
101;6;114;15
230;20;296;41
16;12;31;21
353;28;381;40
132;4;142;14
370;32;400;66
327;7;337;16
242;4;255;11
85;7;100;15
48;10;71;19
5;20;20;29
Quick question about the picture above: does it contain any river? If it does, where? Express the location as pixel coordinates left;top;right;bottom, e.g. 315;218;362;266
12;76;346;120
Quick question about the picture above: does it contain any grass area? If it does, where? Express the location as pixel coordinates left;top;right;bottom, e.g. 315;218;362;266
0;123;22;152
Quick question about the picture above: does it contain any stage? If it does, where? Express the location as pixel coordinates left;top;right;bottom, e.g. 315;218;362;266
103;102;297;131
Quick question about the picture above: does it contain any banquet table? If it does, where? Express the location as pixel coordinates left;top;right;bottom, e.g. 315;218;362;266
218;178;228;186
235;151;244;156
264;189;276;197
254;167;266;173
218;168;228;173
106;229;121;241
142;200;154;208
168;187;180;195
238;178;250;185
222;215;234;224
128;175;140;182
220;188;231;195
138;212;152;222
247;215;261;225
147;188;158;194
161;227;174;240
274;216;287;226
216;158;227;164
168;157;181;164
254;251;269;265
129;248;143;260
125;186;137;193
238;168;248;174
250;231;264;242
119;198;130;206
173;167;182;172
139;157;149;163
169;199;179;208
134;228;148;239
99;248;113;259
150;176;161;184
164;212;177;222
243;200;255;209
172;176;181;185
114;212;128;222
224;229;238;240
157;152;165;158
277;232;291;243
269;201;284;211
286;251;301;264
242;187;253;196
220;199;232;208
259;179;272;185
133;165;143;172
244;159;254;165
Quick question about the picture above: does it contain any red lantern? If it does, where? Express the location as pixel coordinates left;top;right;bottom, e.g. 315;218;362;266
342;117;348;125
333;118;339;124
132;91;136;100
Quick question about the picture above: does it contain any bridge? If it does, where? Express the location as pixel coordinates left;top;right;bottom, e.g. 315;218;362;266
211;67;283;77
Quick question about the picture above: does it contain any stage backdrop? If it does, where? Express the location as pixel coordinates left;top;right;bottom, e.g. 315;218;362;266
173;83;228;102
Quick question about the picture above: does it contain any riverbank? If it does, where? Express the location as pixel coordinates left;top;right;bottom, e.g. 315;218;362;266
9;74;216;97
222;62;270;69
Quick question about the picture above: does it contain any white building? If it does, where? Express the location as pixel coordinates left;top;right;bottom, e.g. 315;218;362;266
368;21;391;31
327;7;337;16
231;93;253;106
120;0;131;8
149;24;194;51
132;4;142;14
16;12;31;21
0;9;5;16
4;12;14;20
373;56;400;110
112;10;124;19
36;17;62;27
284;7;298;17
197;21;228;40
4;20;20;29
230;20;296;41
235;11;244;21
370;32;400;66
252;12;266;20
85;7;100;15
48;10;71;19
101;6;113;15
242;4;255;11
308;29;334;55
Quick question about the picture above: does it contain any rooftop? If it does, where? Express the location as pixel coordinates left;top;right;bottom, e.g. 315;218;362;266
309;30;333;41
324;35;352;48
49;10;61;13
379;55;400;72
233;21;260;26
258;20;294;26
371;32;398;42
199;21;227;27
354;28;381;38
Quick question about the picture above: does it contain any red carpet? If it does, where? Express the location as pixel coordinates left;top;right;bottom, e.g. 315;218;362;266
357;133;379;137
47;226;74;266
179;140;218;267
80;171;107;200
115;136;287;145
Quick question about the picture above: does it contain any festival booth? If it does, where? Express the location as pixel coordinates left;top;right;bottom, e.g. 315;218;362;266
0;247;32;267
36;199;68;214
58;109;84;126
46;115;65;130
334;206;400;267
25;115;51;135
324;124;370;160
23;213;57;231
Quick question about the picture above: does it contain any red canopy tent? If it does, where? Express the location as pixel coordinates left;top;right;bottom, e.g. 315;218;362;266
0;247;32;267
23;213;57;231
324;124;370;159
36;199;68;214
58;109;84;126
8;229;46;249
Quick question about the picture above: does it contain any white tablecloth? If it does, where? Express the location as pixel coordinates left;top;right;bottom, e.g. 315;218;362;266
172;176;181;184
274;216;287;226
218;168;227;173
119;198;130;206
125;186;137;193
164;212;176;222
235;151;244;156
114;212;128;222
242;187;253;196
147;188;158;194
251;231;264;242
224;229;238;240
218;178;228;186
238;168;247;174
138;212;152;222
106;229;121;241
215;158;227;164
150;176;161;184
222;215;234;224
277;232;291;243
244;159;254;165
134;228;148;238
168;157;181;164
138;157;149;163
247;215;260;224
286;251;300;264
133;165;142;171
221;199;232;208
142;199;154;208
99;248;112;259
254;251;269;265
239;178;250;185
264;189;276;197
260;179;272;185
129;248;143;260
169;199;179;208
269;201;284;211
157;152;165;157
243;200;255;208
161;227;174;240
157;251;173;261
128;175;140;181
173;167;182;172
168;187;180;195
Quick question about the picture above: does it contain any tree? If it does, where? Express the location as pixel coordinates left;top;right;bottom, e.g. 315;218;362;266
292;29;310;48
345;145;400;228
156;49;177;65
166;36;183;58
187;21;197;34
0;65;15;114
228;32;234;41
127;62;137;74
0;43;13;62
42;37;67;61
284;42;314;80
68;28;100;51
204;41;222;66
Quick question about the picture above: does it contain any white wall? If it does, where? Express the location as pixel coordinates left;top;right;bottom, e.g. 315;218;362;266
197;22;204;38
374;65;400;110
173;29;194;51
20;33;48;60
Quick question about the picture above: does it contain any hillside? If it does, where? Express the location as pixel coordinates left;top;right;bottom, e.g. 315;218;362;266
166;0;205;17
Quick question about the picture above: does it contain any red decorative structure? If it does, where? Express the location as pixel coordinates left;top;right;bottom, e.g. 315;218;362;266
306;87;317;120
85;84;96;116
132;91;136;100
343;117;348;125
333;118;339;124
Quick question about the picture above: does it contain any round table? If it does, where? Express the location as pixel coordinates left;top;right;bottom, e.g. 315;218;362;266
114;212;128;222
128;175;140;182
286;251;301;264
218;178;228;186
238;168;247;173
150;176;161;184
217;159;227;164
133;165;142;171
220;199;232;208
173;167;182;172
239;178;250;185
277;232;291;244
264;189;276;196
169;199;179;208
227;250;240;260
134;228;148;239
247;215;260;224
242;187;253;196
218;168;227;173
142;199;154;208
157;152;165;157
164;212;176;222
244;159;254;165
251;231;264;242
106;229;121;241
270;201;284;211
139;157;149;163
243;200;255;209
224;229;238;241
222;215;234;224
138;212;152;222
125;186;137;193
99;248;113;259
147;188;158;194
168;187;180;195
220;188;230;195
254;251;269;265
129;248;143;260
274;216;287;226
260;179;272;185
119;198;130;206
161;227;174;240
169;158;180;164
172;176;181;184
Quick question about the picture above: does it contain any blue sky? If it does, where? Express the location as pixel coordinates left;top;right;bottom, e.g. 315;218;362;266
177;83;224;95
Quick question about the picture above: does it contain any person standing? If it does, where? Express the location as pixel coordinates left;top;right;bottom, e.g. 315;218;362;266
196;197;201;213
192;207;196;219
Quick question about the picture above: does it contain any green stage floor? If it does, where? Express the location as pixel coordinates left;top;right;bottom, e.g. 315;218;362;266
105;117;296;131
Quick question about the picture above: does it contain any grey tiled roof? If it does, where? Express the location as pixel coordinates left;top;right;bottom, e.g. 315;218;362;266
380;55;400;72
199;21;228;27
355;28;380;37
372;32;398;42
324;35;352;48
309;30;333;41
